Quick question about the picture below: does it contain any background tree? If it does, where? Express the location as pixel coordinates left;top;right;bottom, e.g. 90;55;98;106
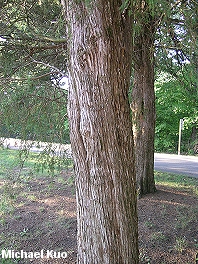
131;0;197;195
131;1;157;196
63;0;139;263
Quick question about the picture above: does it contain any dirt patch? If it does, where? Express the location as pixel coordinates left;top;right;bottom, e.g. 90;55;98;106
138;186;198;263
0;171;198;264
0;170;77;264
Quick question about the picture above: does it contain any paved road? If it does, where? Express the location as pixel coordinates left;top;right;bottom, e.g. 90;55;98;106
1;138;198;178
154;153;198;178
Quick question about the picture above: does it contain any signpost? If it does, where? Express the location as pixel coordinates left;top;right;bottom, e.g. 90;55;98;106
178;118;184;155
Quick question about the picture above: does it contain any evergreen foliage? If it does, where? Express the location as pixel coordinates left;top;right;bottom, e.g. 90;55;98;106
0;0;197;151
0;0;69;143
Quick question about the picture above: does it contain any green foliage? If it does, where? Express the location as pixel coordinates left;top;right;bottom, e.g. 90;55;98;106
34;151;73;175
0;0;67;74
154;0;198;153
154;0;197;80
0;0;69;145
0;79;69;143
0;0;197;154
120;0;131;12
155;71;198;154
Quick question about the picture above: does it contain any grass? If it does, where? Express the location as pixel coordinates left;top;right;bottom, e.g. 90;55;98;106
0;148;197;263
174;205;198;231
0;147;73;177
0;259;18;264
0;147;76;263
150;231;168;245
0;147;73;221
139;248;151;263
155;171;198;194
174;237;188;253
0;149;19;178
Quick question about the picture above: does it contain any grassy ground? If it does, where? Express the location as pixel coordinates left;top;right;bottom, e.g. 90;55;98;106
0;148;197;264
138;172;198;263
155;171;198;196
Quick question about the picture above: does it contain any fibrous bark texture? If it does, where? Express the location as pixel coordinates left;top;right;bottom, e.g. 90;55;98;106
64;1;139;263
131;13;156;196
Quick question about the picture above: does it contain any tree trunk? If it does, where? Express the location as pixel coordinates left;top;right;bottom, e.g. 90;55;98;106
131;14;156;197
191;126;198;154
64;1;139;263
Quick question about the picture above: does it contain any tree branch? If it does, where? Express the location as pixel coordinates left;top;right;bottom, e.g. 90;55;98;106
0;71;61;83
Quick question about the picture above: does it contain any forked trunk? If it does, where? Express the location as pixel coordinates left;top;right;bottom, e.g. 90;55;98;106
64;1;139;263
